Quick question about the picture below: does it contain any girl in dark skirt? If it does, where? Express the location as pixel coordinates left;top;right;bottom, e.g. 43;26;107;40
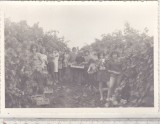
30;44;44;94
97;52;109;101
87;59;97;91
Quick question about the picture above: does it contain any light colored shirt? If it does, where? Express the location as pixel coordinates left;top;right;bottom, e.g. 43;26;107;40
30;52;42;71
40;53;47;69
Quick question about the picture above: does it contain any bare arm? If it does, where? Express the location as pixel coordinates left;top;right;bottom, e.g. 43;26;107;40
108;70;120;75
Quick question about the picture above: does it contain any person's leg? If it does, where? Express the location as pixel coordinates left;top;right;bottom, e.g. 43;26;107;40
88;74;91;89
107;76;116;101
86;71;89;86
90;74;95;91
62;67;65;80
55;72;59;83
99;81;104;100
58;69;61;82
116;74;124;87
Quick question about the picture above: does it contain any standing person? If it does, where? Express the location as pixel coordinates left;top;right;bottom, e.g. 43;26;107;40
106;51;123;103
75;50;85;85
68;47;77;83
83;50;91;86
30;44;44;94
58;51;63;82
97;52;109;101
53;50;59;84
47;48;55;84
87;59;97;91
39;47;49;87
40;47;48;73
62;50;69;79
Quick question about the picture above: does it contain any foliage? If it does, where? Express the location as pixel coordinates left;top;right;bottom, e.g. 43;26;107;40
5;19;68;107
5;19;154;107
83;23;154;107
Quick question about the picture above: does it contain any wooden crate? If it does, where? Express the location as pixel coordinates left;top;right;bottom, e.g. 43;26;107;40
70;65;84;69
44;87;53;94
31;95;45;102
36;98;50;106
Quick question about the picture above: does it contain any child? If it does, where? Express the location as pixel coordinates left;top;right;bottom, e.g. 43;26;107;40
87;59;97;91
97;52;109;101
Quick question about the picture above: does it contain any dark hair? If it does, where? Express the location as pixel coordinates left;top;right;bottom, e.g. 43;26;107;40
30;44;38;52
72;47;77;51
98;52;105;59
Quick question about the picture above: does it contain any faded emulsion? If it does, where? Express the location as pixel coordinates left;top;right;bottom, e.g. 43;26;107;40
3;2;156;108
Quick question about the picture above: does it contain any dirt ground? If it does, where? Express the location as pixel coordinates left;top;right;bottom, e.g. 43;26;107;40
34;81;107;108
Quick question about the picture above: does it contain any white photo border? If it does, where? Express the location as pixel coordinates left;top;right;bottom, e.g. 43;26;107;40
0;1;159;118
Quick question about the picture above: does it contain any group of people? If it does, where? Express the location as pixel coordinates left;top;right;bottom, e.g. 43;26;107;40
29;44;137;105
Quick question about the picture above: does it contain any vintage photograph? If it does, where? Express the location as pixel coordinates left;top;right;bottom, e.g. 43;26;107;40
1;1;157;109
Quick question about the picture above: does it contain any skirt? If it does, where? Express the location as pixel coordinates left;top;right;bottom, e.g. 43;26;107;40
47;62;54;75
97;70;109;83
54;62;58;72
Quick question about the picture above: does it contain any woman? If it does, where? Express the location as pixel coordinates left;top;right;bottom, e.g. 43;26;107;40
106;51;123;102
87;59;97;91
62;50;70;82
30;44;44;94
97;52;109;101
40;47;48;73
53;50;59;84
40;47;49;87
47;48;55;84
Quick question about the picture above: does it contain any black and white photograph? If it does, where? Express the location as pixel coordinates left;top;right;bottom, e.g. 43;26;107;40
0;1;158;112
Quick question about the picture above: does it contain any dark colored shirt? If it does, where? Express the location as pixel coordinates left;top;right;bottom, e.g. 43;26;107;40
107;59;122;73
69;52;77;63
75;55;85;65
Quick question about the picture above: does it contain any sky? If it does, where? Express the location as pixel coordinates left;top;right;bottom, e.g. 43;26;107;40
1;1;158;48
